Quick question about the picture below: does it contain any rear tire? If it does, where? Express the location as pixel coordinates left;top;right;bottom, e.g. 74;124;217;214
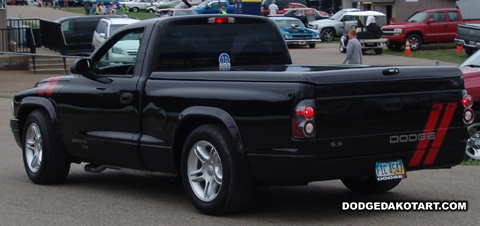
131;7;139;13
341;177;401;193
374;48;383;55
22;110;70;184
465;47;477;56
181;124;256;215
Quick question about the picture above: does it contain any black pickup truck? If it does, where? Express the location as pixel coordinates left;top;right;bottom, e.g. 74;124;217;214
10;15;473;215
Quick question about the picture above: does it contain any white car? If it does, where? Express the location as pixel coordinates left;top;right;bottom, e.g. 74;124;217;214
120;0;157;13
92;17;140;50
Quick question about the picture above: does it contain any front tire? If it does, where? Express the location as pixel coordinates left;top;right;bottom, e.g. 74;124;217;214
407;34;422;51
309;44;316;48
131;7;139;13
339;43;346;53
22;110;70;184
181;124;255;215
321;28;335;42
341;177;401;193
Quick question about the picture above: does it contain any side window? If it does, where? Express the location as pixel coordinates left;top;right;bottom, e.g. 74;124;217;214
447;11;459;22
431;12;446;22
60;20;73;32
210;2;219;8
95;28;143;76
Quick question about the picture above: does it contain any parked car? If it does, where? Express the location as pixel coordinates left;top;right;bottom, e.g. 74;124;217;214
92;17;140;50
459;50;480;160
7;0;28;5
260;0;307;17
156;8;197;17
120;0;156;13
269;16;321;48
382;8;480;51
455;23;480;56
11;14;471;215
309;8;360;42
193;0;234;14
41;15;122;56
282;8;330;25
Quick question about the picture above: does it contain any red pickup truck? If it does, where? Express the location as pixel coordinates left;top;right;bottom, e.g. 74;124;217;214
381;8;480;51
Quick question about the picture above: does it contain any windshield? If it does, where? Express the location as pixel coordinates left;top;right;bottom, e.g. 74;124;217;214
406;11;429;22
331;9;349;20
274;19;305;29
460;50;480;67
110;24;129;35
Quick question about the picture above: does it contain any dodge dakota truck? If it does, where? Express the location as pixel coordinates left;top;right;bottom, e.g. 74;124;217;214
10;15;473;215
382;8;480;51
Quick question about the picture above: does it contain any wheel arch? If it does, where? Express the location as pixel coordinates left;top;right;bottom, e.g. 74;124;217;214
172;106;247;173
16;97;59;146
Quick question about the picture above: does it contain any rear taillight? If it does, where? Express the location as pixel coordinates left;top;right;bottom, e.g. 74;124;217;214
293;100;316;138
463;94;475;124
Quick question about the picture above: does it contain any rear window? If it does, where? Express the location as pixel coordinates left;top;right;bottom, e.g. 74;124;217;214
155;24;288;71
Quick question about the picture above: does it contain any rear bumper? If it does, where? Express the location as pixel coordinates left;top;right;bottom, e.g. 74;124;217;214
247;145;465;185
455;38;480;48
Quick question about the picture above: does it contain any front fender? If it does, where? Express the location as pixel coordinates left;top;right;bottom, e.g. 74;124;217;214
13;96;58;147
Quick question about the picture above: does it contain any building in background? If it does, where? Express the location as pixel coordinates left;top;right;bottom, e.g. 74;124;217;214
341;0;456;25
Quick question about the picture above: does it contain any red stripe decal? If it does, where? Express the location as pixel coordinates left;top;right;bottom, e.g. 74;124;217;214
408;104;443;167
423;103;457;165
46;77;59;96
38;78;53;96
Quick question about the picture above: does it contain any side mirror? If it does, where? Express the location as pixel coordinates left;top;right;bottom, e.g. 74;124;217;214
205;5;210;9
428;18;434;23
99;33;106;39
70;59;92;76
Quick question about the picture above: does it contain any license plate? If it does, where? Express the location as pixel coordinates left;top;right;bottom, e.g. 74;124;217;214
375;160;406;181
299;41;306;45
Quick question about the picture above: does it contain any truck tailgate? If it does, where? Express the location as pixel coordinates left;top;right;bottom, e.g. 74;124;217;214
310;66;466;160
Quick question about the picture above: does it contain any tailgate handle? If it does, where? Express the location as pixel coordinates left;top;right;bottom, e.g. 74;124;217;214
382;68;399;76
383;98;403;111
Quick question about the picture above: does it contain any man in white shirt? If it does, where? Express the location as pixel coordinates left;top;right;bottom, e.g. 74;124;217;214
268;0;279;16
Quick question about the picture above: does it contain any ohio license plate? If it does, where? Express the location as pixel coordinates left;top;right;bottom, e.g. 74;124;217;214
375;160;406;181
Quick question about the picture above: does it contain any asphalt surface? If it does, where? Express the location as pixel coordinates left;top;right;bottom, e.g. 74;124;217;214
1;5;479;226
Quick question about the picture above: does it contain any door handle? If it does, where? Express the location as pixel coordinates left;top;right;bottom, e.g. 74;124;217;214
120;93;133;104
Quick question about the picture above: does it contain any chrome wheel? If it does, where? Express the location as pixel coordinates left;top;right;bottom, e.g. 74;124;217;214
466;132;480;160
322;29;335;42
187;140;223;202
25;122;42;173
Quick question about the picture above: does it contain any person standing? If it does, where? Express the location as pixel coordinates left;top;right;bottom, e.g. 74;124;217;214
110;2;117;15
120;4;129;17
99;2;107;15
64;0;68;8
53;0;61;10
84;3;91;15
93;3;100;15
342;29;363;64
268;0;278;16
219;5;227;14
